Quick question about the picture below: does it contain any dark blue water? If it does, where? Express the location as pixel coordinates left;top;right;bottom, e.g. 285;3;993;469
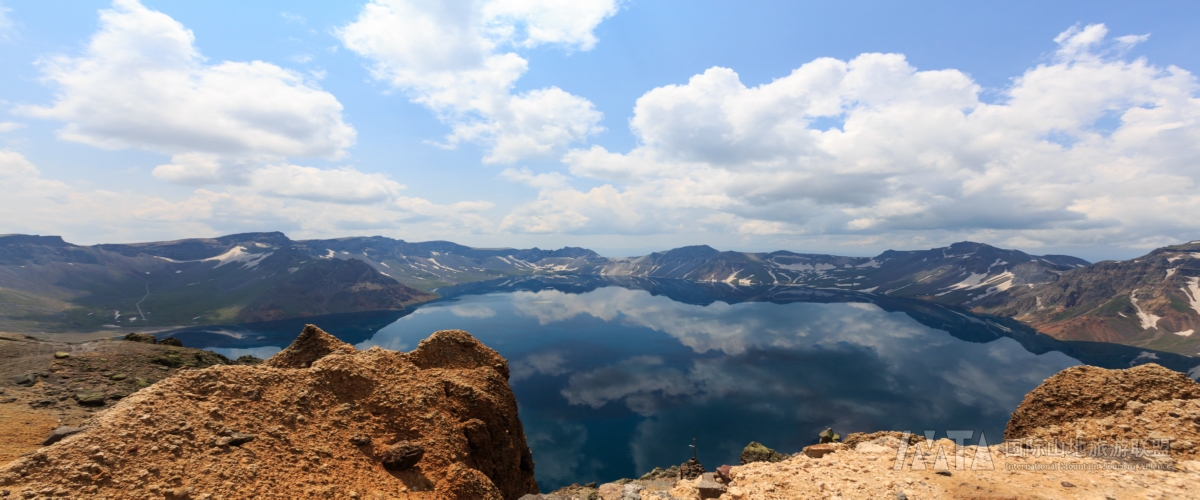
168;276;1200;491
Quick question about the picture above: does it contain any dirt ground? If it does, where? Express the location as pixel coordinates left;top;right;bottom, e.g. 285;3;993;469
0;406;57;465
698;436;1197;500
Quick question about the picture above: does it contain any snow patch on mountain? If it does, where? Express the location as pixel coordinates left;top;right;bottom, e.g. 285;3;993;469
1182;278;1200;316
1130;290;1162;330
203;246;272;269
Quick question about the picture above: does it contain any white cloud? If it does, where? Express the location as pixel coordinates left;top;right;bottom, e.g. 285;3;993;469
0;3;13;41
21;0;355;182
500;24;1200;248
338;0;613;163
248;164;405;204
0;149;43;178
279;11;306;25
0;149;494;244
0;122;24;133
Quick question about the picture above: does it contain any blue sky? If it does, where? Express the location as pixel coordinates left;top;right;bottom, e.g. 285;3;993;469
1;1;1199;260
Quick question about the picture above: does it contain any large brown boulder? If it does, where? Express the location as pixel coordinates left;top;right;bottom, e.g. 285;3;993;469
1005;363;1200;439
0;326;539;499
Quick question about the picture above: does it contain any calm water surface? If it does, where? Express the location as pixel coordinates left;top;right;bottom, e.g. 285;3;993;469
170;276;1198;491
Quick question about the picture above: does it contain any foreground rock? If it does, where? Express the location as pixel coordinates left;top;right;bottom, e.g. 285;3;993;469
1005;363;1200;439
594;363;1200;499
0;325;539;499
1006;363;1200;462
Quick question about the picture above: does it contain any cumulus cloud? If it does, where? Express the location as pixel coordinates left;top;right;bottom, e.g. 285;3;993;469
247;164;405;204
338;0;614;163
21;0;355;183
0;150;493;244
500;24;1200;249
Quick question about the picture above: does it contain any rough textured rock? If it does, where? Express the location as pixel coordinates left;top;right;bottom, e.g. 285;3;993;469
11;373;37;386
678;457;705;480
738;441;787;465
156;337;184;347
1005;363;1200;439
802;443;840;458
261;324;357;369
123;332;157;344
818;427;840;443
695;473;726;499
234;355;264;366
639;465;680;481
714;464;731;483
40;427;83;446
0;325;539;499
596;482;621;500
407;329;511;380
72;389;106;406
381;441;425;471
842;430;925;449
437;462;505;500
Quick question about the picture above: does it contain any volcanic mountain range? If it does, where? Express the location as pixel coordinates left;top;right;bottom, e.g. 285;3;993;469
2;232;1199;355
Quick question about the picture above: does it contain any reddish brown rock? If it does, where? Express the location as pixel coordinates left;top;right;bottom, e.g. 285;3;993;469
1005;363;1200;439
803;443;839;458
261;324;356;369
0;326;539;499
407;329;512;380
715;464;732;482
437;463;505;500
381;441;425;471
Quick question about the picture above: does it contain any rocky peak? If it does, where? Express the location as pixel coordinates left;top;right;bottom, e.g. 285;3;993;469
407;329;512;380
262;324;357;369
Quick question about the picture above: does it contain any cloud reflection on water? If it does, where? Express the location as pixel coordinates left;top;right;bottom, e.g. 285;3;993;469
360;282;1080;489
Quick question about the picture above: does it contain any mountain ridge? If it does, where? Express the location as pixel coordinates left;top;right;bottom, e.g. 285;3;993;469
6;231;1200;355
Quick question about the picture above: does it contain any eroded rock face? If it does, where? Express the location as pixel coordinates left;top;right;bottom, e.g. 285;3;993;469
262;323;357;369
0;325;539;499
1005;363;1200;439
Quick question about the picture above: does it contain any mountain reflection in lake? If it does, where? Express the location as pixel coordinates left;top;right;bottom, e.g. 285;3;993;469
182;276;1199;491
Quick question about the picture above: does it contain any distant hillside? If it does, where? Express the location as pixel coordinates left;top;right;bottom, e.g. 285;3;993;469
302;235;603;290
0;233;433;332
975;241;1200;355
588;242;1088;305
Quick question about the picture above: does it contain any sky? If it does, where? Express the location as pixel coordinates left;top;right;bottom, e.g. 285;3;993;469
1;1;1199;261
